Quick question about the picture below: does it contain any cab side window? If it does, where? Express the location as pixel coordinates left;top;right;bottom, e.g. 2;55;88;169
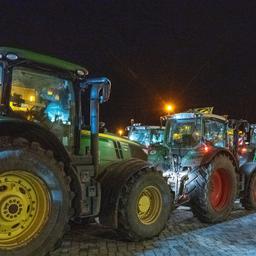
10;66;75;148
204;119;226;147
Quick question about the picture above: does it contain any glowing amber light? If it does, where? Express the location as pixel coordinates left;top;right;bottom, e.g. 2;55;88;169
118;129;123;136
29;95;35;102
165;104;174;114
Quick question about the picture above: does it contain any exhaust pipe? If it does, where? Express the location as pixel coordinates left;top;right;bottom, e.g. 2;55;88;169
82;77;111;176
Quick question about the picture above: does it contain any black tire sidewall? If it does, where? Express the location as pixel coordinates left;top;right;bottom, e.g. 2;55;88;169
247;172;256;209
0;147;69;256
249;172;256;209
188;154;237;223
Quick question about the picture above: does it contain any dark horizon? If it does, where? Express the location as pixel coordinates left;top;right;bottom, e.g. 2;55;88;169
1;1;256;132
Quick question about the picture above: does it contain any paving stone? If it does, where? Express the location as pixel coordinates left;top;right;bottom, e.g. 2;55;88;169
50;206;256;256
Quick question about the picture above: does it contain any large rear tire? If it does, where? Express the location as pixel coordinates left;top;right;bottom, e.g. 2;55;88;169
0;138;71;256
117;168;171;240
242;171;256;210
187;154;237;223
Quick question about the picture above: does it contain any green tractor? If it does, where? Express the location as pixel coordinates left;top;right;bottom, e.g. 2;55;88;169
0;47;171;256
149;108;256;222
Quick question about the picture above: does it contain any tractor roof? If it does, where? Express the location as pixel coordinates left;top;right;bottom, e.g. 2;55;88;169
169;107;227;121
203;113;227;121
0;47;88;75
128;125;164;130
170;112;227;122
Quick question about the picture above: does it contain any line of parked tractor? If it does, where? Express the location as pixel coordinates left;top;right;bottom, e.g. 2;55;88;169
0;47;255;256
126;108;256;223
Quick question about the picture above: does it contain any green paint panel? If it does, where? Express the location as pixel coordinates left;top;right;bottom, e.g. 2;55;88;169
80;130;145;170
80;133;118;167
0;47;88;74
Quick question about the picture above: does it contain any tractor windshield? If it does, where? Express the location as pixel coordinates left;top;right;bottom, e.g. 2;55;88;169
151;129;164;144
129;129;151;146
167;118;202;148
9;66;75;147
129;128;164;147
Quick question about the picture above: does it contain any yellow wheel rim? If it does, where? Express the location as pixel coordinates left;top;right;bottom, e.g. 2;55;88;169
137;185;162;225
0;171;51;249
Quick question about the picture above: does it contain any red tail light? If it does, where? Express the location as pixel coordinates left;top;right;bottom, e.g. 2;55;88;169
241;147;247;154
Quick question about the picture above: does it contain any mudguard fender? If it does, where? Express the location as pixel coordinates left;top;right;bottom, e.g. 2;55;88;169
98;158;151;228
201;148;238;171
181;147;239;172
0;117;70;164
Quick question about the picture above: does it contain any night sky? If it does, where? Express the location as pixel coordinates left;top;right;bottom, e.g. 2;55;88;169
1;1;256;132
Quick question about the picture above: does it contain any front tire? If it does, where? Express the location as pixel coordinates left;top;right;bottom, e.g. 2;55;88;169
117;168;171;240
0;138;71;256
187;154;237;223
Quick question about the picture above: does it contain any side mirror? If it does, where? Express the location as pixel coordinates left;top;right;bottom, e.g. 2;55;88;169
81;77;111;103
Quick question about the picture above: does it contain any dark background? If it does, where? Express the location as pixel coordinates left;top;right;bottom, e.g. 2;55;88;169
1;1;256;132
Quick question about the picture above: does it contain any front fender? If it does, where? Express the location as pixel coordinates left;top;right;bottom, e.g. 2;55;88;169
201;148;238;169
98;158;151;228
0;117;71;165
181;146;238;171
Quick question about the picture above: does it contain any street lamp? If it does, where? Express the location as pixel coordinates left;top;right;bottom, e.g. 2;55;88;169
165;104;174;115
118;129;124;136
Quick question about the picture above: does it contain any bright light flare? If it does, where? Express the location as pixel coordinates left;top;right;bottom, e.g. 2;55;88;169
164;103;174;114
29;95;35;102
118;129;124;136
204;145;209;153
241;147;247;154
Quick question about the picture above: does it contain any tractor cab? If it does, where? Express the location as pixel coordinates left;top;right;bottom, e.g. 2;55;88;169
126;123;165;147
229;120;256;165
0;47;91;152
147;108;228;172
0;47;113;161
164;109;227;157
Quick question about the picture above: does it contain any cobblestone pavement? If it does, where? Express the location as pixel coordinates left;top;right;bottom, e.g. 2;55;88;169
51;205;256;256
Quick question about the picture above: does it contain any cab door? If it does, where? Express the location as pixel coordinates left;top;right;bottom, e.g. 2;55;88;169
203;118;227;147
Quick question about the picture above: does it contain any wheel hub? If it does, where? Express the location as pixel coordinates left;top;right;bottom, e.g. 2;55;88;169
137;186;162;225
1;196;23;221
138;195;151;213
210;168;231;211
8;204;19;214
0;171;51;249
